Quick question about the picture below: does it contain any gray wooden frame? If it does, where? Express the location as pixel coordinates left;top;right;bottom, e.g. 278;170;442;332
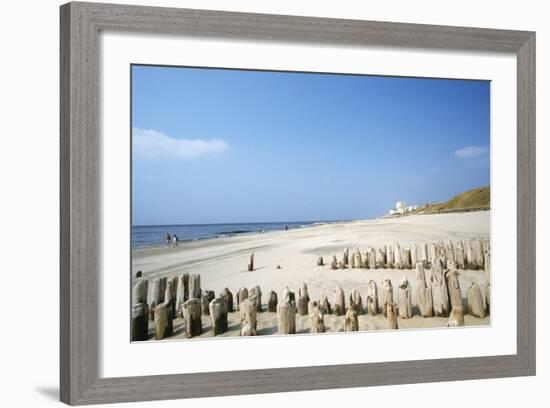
60;1;535;405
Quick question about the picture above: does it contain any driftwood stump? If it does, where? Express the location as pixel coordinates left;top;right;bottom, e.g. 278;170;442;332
447;306;465;327
474;239;484;270
133;278;148;305
247;253;254;272
220;287;233;313
239;298;257;336
297;283;310;316
249;285;263;312
415;262;433;317
367;248;376;269
267;290;278;312
283;287;295;303
182;298;202;338
386;303;398;330
467;283;486;318
484;249;491;277
277;300;296;334
430;256;450;317
164;279;176;319
366;280;378;316
403;248;412;269
309;302;325;333
320;294;332;315
397;277;412;319
379;279;393;317
344;307;359;332
317;256;324;266
464;240;474;269
349;288;363;315
209;298;228;335
332;286;346;316
189;274;201;300
236;287;249;312
131;303;149;341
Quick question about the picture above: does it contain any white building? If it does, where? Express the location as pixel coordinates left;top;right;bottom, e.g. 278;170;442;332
388;200;419;216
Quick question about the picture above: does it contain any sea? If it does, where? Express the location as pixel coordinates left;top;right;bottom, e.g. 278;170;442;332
132;221;333;249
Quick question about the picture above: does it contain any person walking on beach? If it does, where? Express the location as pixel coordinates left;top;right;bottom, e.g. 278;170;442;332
165;232;171;246
172;234;179;247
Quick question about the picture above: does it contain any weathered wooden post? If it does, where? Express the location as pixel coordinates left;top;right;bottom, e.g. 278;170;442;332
267;290;278;312
297;283;310;316
247;253;255;271
420;243;429;267
332;285;346;316
164;279;176;319
283;287;295;303
183;273;189;301
386;244;394;268
320;294;332;315
430;256;450;317
133;279;148;305
386;303;398;329
331;254;338;270
149;278;163;320
209;298;228;335
366;280;378;316
467;283;486;318
464;240;474;269
154;302;173;340
415;262;433;317
403;247;412;269
349;288;363;315
159;277;167;303
188;274;201;300
410;244;418;267
445;262;463;310
344;307;359;332
447;306;465;327
249;285;263;312
182;298;202;338
484;249;491;277
445;241;455;265
201;290;215;315
379;279;393;316
376;248;386;268
455;244;465;269
317;256;324;266
393;243;402;269
361;251;368;268
429;243;437;266
239;297;257;336
131;303;149;341
343;248;349;267
474;239;484;270
309;302;326;333
367;248;376;269
175;275;185;317
397;277;412;319
277;300;296;334
236;287;249;312
220;287;233;313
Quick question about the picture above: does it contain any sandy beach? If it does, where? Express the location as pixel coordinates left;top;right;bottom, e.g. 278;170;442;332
133;211;491;340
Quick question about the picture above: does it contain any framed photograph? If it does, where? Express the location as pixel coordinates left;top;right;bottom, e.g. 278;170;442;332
60;2;535;405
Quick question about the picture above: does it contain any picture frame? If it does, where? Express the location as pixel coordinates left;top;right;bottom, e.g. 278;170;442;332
60;1;535;405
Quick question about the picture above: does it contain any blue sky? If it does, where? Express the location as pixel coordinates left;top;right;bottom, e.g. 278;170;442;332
132;65;490;226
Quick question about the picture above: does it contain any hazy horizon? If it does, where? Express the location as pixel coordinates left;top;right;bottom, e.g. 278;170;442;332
132;66;490;226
